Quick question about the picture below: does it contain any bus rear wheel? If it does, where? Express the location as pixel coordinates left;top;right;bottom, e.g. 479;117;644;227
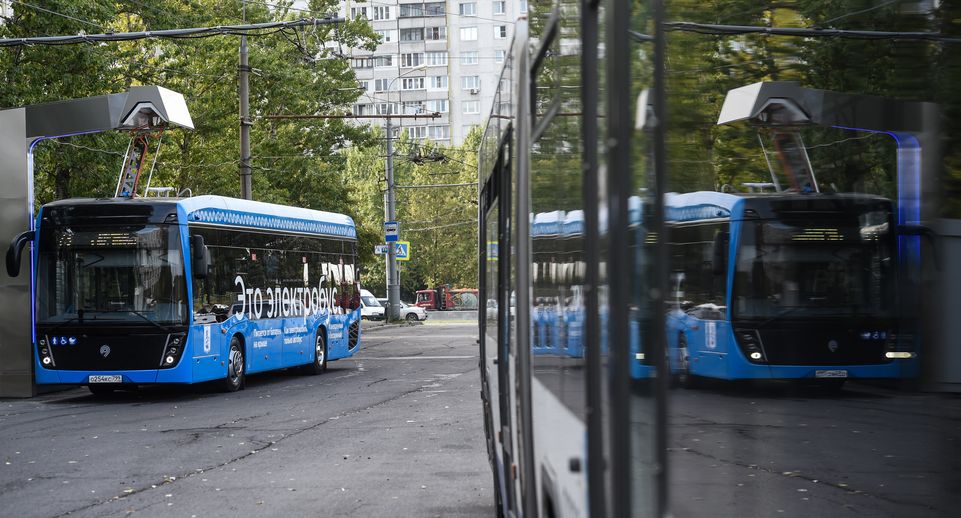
223;337;245;392
304;331;327;375
675;333;699;389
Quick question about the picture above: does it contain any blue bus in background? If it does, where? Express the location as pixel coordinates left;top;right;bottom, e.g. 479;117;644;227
11;195;361;394
665;191;916;387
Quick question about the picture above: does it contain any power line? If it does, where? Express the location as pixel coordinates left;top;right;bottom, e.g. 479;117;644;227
0;17;342;47
665;22;961;44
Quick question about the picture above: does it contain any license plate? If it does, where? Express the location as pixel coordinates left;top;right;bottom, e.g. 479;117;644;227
815;370;848;378
89;375;122;384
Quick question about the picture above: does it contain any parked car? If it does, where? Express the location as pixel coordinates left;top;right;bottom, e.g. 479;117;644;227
377;298;429;322
359;289;385;320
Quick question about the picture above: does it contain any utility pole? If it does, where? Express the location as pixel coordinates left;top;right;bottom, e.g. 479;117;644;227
238;1;252;199
263;108;439;323
385;114;399;320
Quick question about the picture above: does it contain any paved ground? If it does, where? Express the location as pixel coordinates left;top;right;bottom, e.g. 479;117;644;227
667;380;961;517
0;323;491;518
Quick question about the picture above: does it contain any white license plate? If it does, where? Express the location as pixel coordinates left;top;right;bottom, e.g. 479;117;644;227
815;370;848;378
89;375;122;384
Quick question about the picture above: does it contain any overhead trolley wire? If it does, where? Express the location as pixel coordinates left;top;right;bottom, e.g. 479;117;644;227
664;21;961;44
0;17;343;47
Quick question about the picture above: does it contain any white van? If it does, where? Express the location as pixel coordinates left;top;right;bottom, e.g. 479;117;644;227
359;289;385;320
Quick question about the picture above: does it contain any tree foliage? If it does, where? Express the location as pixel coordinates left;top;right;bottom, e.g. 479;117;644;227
0;0;378;215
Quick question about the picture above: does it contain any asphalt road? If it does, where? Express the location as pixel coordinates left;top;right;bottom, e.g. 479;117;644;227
0;322;492;518
667;380;961;517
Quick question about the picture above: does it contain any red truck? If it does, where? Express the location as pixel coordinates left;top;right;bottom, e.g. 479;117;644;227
415;286;479;311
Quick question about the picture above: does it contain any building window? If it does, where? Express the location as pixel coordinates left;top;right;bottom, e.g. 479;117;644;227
402;77;426;90
403;101;425;114
401;53;424;68
458;2;476;16
426;99;449;113
374;78;395;92
520;0;528;14
495;50;506;63
462;51;479;65
494;25;508;39
462;101;480;114
429;75;448;90
372;6;391;20
373;55;393;68
430;125;451;140
399;4;423;17
426;51;448;66
353;104;372;116
376;103;396;115
350;7;368;19
358;80;369;92
401;28;424;42
425;2;446;16
460;27;478;41
376;29;395;42
493;1;506;15
406;126;428;139
426;26;446;41
351;57;372;69
462;76;480;90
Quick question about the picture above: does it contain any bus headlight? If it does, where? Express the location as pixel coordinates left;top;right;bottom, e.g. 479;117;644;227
38;337;55;368
159;334;186;368
735;329;766;363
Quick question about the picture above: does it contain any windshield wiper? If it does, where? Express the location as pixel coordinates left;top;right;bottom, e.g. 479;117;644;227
124;309;177;333
755;306;804;329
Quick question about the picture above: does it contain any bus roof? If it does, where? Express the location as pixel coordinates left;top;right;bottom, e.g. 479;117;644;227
179;195;356;239
42;196;356;239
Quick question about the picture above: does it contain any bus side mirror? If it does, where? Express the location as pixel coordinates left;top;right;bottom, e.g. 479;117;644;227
192;234;208;279
6;230;35;278
712;232;729;276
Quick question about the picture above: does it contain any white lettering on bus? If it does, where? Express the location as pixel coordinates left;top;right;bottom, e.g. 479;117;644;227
231;273;349;321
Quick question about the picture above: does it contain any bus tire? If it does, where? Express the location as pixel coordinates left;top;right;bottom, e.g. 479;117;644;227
675;333;701;389
223;336;245;392
305;330;327;375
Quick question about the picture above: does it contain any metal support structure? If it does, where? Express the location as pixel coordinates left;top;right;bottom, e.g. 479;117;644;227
0;86;192;397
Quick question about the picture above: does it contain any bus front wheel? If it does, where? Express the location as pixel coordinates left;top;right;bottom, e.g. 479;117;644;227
223;337;245;392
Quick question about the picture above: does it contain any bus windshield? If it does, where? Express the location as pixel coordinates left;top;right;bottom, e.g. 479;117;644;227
732;209;895;321
37;224;188;326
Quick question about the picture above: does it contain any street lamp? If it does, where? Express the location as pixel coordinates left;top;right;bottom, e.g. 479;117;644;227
384;64;426;321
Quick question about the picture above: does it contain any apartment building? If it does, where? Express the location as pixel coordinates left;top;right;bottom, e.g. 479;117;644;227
339;1;526;145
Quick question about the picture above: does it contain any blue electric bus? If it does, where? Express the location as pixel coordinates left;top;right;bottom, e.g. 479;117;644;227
7;195;361;394
665;191;916;386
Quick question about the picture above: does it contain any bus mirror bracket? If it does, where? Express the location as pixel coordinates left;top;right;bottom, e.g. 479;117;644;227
897;224;939;270
712;231;729;276
192;234;208;278
5;230;35;278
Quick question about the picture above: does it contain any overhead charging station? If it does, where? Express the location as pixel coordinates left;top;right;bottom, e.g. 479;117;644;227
0;86;193;397
717;81;948;388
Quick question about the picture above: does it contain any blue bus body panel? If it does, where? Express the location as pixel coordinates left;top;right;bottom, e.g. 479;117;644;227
671;314;911;380
34;197;359;386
